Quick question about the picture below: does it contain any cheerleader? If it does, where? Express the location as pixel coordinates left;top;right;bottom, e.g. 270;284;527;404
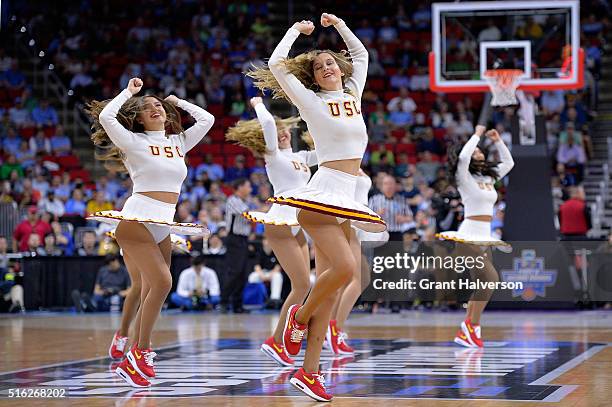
326;170;389;355
86;78;214;387
249;14;385;401
226;96;316;367
105;231;190;362
437;125;514;348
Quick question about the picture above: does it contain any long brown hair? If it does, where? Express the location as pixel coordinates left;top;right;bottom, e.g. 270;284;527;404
85;95;183;173
225;116;301;156
246;50;355;102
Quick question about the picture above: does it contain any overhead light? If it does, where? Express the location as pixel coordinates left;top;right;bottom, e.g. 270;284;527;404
20;26;26;33
67;90;74;96
48;64;55;70
28;39;35;46
39;51;45;57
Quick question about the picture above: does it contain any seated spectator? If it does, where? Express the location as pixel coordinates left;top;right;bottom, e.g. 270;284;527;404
86;190;113;217
77;231;99;256
556;134;586;183
417;128;443;155
355;19;376;42
15;141;35;168
65;188;87;217
50;221;74;255
4;60;26;90
558;186;591;239
38;190;65;217
248;237;284;309
2;127;21;155
368;102;390;143
478;19;502;42
22;232;44;255
31;99;59;128
8;99;32;129
32;173;50;196
225;155;250;182
370;144;395;168
39;233;64;256
13;206;52;252
409;66;429;91
0;155;23;180
394;153;410;177
53;172;73;201
50;125;72;155
387;87;417;116
412;4;432;30
416;151;441;185
541;90;565;115
378;17;398;43
195;154;224;181
171;256;221;310
92;254;130;312
203;233;226;255
29;130;51;154
390;68;411;90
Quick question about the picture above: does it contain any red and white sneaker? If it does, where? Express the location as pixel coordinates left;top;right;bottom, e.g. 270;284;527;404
454;329;474;348
461;319;484;348
282;304;307;356
109;331;129;359
290;367;332;402
326;320;340;354
115;358;151;388
336;331;354;354
260;336;295;367
126;345;157;378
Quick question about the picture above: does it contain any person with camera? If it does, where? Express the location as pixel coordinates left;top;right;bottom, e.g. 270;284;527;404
92;254;130;312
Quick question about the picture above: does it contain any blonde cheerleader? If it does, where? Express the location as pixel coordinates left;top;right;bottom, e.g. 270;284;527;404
86;77;214;387
226;96;316;367
249;13;385;401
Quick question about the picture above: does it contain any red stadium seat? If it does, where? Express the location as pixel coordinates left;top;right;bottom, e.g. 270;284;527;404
58;155;81;170
208;128;225;142
395;143;417;155
43;126;56;138
223;144;249;155
19;127;36;139
69;169;90;182
207;104;224;117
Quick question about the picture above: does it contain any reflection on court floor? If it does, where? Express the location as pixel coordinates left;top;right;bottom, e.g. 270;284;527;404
0;338;604;401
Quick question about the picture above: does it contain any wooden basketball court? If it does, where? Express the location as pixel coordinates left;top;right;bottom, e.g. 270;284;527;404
1;310;611;406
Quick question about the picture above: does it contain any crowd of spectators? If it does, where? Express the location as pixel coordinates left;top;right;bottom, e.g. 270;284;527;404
0;1;609;311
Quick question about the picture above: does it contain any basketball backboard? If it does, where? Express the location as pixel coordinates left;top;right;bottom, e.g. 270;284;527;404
429;0;583;93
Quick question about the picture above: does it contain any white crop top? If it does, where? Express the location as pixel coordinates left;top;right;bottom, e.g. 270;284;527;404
99;89;214;194
457;134;514;217
354;170;372;206
254;103;316;195
269;21;368;165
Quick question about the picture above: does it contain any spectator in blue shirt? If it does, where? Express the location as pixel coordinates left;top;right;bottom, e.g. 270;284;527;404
31;99;59;128
4;61;25;89
355;19;376;42
224;154;251;182
64;188;87;217
2;127;21;155
50;125;72;156
195;153;224;181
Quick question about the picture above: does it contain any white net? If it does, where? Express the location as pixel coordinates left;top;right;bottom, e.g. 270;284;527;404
483;69;523;106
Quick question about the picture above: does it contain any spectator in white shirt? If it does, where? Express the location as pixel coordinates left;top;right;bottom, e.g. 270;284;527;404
478;20;502;42
171;256;221;310
38;191;65;217
387;87;417;114
540;90;565;115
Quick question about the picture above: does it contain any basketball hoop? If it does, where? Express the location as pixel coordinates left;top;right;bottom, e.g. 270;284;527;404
483;69;524;106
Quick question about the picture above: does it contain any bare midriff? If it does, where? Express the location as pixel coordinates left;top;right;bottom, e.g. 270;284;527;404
321;158;361;176
137;191;179;204
467;215;493;222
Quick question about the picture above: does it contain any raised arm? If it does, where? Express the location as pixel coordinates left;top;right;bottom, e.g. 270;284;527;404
327;14;368;98
172;97;215;152
98;82;141;150
457;125;486;183
268;23;319;111
494;138;514;178
251;97;278;154
295;150;318;167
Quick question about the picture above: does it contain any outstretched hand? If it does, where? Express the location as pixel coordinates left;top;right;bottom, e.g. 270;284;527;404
320;13;341;27
292;20;315;35
164;95;179;106
127;78;143;95
250;97;263;108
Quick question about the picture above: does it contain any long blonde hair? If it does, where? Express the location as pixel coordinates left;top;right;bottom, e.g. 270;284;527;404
226;116;301;156
301;131;314;150
85;95;183;172
246;50;355;102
